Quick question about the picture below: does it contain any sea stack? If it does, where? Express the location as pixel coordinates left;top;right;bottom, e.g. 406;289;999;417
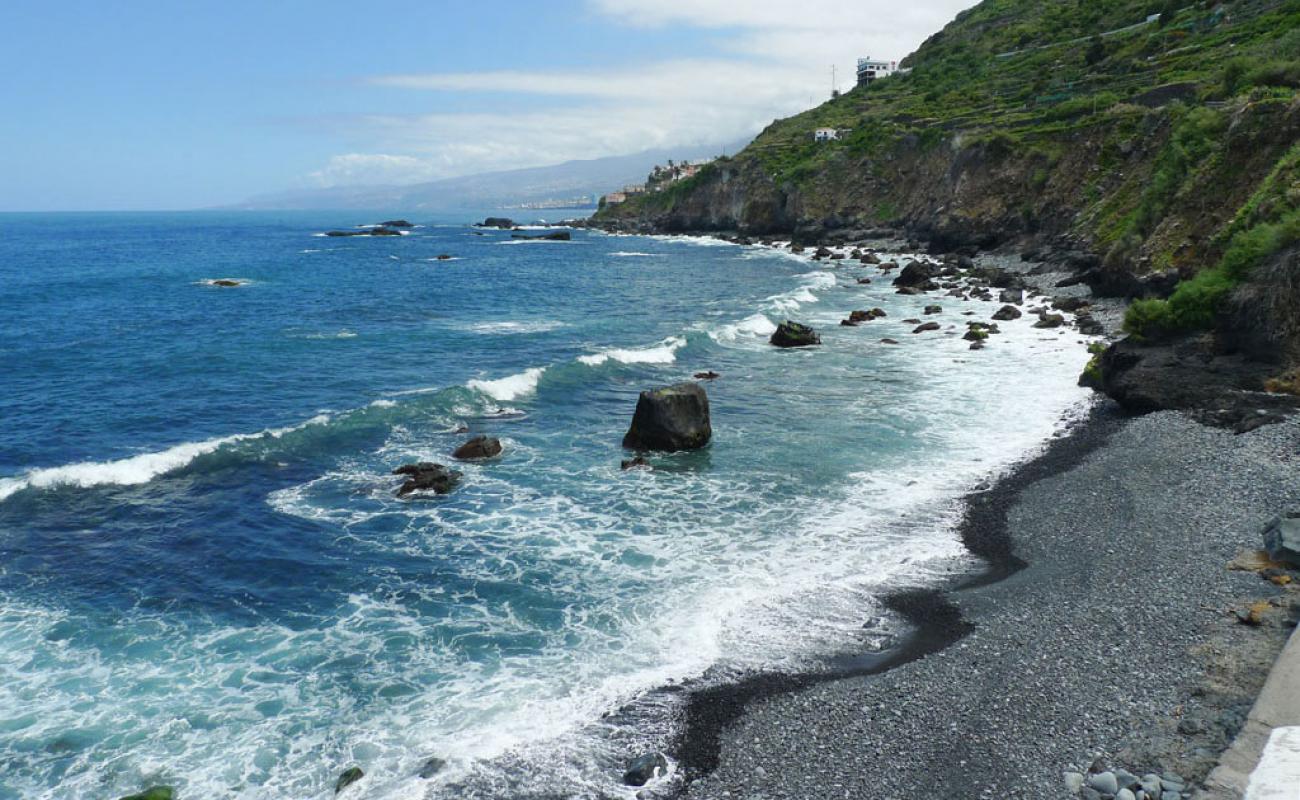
622;382;712;452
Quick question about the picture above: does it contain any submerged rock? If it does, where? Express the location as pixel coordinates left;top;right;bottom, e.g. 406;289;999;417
511;231;571;241
924;305;943;315
452;435;503;460
880;338;900;345
912;322;942;333
335;767;365;794
393;463;462;497
417;757;446;779
622;382;712;452
211;279;242;287
436;254;454;261
623;752;669;786
770;320;821;348
1264;512;1300;567
621;455;651;471
694;371;720;380
325;227;402;237
118;788;174;800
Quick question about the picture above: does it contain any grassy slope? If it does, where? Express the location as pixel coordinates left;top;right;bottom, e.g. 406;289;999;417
603;0;1300;335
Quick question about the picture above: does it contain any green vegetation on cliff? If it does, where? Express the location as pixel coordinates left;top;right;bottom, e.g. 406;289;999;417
599;0;1300;338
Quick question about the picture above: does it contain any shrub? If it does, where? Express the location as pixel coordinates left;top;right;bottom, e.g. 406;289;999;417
1123;298;1175;339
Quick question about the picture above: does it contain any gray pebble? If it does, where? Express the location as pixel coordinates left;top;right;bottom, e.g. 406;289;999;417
1065;771;1086;793
1117;790;1136;800
1088;772;1119;795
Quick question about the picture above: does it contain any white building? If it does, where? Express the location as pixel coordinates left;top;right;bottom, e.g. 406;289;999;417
814;127;841;142
857;57;900;86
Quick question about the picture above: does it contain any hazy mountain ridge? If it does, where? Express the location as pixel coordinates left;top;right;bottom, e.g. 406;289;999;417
232;142;746;211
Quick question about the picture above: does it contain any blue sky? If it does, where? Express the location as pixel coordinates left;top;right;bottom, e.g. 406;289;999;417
0;0;973;210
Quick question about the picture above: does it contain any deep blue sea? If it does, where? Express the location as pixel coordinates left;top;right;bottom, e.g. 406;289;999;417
0;211;1092;799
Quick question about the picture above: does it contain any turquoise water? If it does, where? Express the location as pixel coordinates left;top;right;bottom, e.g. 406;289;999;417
0;212;1092;798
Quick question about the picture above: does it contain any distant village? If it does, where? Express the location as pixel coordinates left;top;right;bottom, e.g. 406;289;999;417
603;158;716;205
603;56;906;205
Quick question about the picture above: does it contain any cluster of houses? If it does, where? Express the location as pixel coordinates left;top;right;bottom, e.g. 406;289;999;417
603;158;716;205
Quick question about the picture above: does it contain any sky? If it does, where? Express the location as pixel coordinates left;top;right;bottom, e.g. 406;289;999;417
0;0;975;210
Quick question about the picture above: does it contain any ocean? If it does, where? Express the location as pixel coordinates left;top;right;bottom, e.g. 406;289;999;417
0;211;1092;799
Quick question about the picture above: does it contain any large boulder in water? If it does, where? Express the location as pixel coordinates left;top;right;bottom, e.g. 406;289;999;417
893;261;940;290
478;217;515;229
379;219;414;228
452;435;502;460
335;766;364;794
770;320;821;348
393;463;462;497
623;752;669;786
622;383;712;452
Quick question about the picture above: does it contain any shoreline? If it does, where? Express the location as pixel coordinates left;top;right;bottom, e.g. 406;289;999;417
664;399;1126;793
670;407;1300;799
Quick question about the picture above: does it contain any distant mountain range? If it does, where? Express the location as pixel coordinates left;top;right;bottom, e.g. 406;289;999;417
229;141;749;211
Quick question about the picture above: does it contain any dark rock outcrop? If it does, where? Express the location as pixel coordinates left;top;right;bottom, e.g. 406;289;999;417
992;305;1023;321
1033;313;1066;329
694;371;721;380
770;320;821;348
393;463;462;497
417;757;446;779
452;435;502;460
622;383;712;452
379;219;414;228
913;322;942;333
624;752;669;787
478;217;515;229
325;228;402;237
511;231;571;241
336;766;364;794
1098;337;1299;429
1264;512;1300;567
893;261;940;290
211;279;242;287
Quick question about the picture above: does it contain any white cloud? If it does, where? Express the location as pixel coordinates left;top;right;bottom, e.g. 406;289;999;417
307;153;441;188
307;1;976;186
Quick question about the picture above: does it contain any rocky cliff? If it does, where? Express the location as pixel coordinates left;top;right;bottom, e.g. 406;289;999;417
596;0;1300;424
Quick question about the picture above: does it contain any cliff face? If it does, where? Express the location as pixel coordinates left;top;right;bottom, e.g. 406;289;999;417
596;0;1300;421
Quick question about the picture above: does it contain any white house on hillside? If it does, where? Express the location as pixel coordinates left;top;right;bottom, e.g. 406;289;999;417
857;57;899;86
814;127;851;142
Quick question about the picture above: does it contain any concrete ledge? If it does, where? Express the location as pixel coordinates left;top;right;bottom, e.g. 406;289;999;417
1196;625;1300;799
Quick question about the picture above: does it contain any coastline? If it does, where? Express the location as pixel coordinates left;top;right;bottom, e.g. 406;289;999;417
672;407;1300;800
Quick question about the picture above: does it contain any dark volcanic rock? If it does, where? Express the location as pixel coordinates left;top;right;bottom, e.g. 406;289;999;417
880;338;900;345
924;305;943;315
622;382;712;452
478;217;515;229
623;752;669;787
452;435;502;460
992;305;1023;321
1034;313;1067;329
1264;512;1300;567
325;227;402;237
694;371;721;380
893;261;940;289
417;757;446;779
770;320;821;348
511;231;571;241
913;322;942;334
999;288;1024;305
336;766;364;794
393;463;462;497
1098;337;1299;428
211;279;242;287
621;456;652;471
379;219;414;228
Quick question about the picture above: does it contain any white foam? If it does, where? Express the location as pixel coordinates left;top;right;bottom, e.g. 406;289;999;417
709;313;777;342
466;367;546;401
609;252;661;258
0;416;331;503
458;320;567;336
577;337;685;367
